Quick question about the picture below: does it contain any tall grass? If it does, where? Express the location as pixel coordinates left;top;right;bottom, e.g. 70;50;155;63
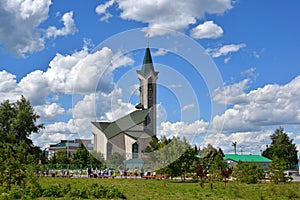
36;177;300;200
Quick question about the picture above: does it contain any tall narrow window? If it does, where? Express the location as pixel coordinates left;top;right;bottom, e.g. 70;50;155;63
132;143;139;158
107;142;113;157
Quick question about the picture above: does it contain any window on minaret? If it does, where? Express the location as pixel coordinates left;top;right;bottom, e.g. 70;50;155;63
148;83;153;107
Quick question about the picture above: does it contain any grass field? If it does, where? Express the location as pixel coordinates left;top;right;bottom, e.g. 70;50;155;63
37;177;300;200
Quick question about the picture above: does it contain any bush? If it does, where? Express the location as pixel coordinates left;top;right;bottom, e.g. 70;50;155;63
42;184;63;197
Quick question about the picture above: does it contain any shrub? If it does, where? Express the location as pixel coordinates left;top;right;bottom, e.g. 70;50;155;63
42;184;63;197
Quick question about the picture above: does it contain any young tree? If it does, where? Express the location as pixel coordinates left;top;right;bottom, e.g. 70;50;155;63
262;127;298;166
233;162;264;184
269;157;290;184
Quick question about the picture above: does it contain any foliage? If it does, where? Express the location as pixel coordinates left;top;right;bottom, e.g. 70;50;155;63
269;157;290;184
194;160;208;188
72;143;89;166
0;96;44;197
233;161;264;184
199;144;224;168
0;96;44;163
49;145;104;169
49;149;71;164
149;136;195;179
106;152;125;167
262;127;298;166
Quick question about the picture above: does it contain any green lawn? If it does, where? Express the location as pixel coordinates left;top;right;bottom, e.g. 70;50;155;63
36;177;300;200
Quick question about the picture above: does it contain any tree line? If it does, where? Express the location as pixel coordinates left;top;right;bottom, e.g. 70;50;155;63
0;96;298;196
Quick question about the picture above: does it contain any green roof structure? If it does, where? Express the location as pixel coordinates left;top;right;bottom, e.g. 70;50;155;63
49;140;74;148
91;109;151;139
224;154;272;163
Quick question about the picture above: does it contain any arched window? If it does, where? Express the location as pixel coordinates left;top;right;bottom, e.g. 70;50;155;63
132;142;139;158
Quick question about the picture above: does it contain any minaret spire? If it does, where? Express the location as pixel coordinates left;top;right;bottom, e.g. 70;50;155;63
136;45;158;136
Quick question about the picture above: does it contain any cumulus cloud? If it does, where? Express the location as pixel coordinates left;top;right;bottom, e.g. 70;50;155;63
34;103;65;122
0;0;51;56
190;21;223;39
207;43;246;58
19;70;49;105
0;70;21;102
0;1;79;57
212;79;250;105
212;76;300;133
95;0;114;22
203;130;272;154
96;0;233;36
159;120;209;139
45;11;78;38
46;46;133;95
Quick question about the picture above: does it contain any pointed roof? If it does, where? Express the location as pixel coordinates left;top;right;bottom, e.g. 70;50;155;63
137;47;157;76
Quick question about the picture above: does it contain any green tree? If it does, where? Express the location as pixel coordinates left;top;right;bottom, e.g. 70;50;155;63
269;157;290;184
106;152;125;167
0;96;44;163
72;143;89;166
262;127;298;166
89;151;104;168
53;149;71;164
233;161;264;184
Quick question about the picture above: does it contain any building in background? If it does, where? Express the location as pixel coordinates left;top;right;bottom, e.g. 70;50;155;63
224;154;272;168
48;139;93;159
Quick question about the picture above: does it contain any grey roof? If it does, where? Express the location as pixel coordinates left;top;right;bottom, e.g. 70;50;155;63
92;109;150;139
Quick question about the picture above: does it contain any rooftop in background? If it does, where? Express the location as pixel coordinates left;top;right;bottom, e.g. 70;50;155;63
49;139;92;149
224;154;272;163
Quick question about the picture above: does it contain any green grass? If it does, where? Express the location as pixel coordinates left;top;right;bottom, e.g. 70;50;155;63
37;177;300;200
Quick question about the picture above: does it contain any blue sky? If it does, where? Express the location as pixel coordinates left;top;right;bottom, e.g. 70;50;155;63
1;0;300;154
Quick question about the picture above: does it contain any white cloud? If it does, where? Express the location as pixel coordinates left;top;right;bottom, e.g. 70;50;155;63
159;120;209;139
46;46;133;95
202;130;272;154
190;21;223;39
212;79;250;105
0;70;21;102
0;1;79;56
95;0;115;22
19;70;49;105
153;48;168;56
45;11;78;38
212;76;300;133
181;103;195;112
34;103;65;122
0;0;51;56
207;43;246;58
224;56;231;63
97;0;233;36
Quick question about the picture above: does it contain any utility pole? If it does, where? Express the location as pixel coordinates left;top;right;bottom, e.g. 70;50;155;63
232;141;237;154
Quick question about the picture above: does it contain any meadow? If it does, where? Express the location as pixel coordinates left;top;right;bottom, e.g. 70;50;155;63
36;177;300;200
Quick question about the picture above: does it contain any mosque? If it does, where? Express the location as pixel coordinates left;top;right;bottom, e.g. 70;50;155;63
92;47;158;160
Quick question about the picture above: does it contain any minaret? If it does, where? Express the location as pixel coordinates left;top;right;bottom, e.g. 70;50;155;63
136;47;158;136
